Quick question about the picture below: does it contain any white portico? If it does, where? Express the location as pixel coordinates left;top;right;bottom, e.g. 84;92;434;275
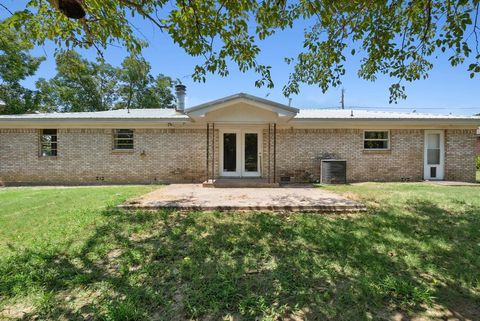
184;93;298;184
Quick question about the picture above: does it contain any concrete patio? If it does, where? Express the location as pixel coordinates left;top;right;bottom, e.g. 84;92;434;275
119;184;366;212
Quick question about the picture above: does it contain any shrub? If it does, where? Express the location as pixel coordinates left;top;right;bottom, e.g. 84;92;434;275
476;156;480;170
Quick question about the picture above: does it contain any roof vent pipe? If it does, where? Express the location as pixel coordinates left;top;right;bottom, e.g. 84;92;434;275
175;84;186;112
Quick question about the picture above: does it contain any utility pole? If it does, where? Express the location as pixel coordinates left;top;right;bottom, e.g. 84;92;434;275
340;88;345;109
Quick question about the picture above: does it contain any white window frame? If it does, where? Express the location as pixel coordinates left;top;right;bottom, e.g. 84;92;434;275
363;130;390;150
423;130;445;180
113;129;134;150
40;129;58;157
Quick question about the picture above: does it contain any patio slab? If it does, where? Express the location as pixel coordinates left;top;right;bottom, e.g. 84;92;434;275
118;184;366;212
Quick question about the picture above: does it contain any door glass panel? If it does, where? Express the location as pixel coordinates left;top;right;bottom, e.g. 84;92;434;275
223;133;237;172
427;134;440;149
427;133;441;165
427;149;440;165
244;133;258;172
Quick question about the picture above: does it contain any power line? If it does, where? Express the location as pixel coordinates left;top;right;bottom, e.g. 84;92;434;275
316;106;480;110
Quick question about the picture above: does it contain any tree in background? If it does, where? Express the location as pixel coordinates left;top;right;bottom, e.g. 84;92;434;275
2;1;480;102
117;55;175;110
36;52;175;112
152;74;176;109
0;27;44;114
36;51;118;112
0;26;176;114
95;59;121;111
117;55;151;110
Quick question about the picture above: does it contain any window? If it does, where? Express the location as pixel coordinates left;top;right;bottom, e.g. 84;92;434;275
363;130;389;150
426;133;440;165
40;129;57;156
113;129;134;150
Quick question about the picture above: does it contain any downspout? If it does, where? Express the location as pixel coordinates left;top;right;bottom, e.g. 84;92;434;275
273;123;277;184
268;123;271;183
212;123;215;180
206;123;209;182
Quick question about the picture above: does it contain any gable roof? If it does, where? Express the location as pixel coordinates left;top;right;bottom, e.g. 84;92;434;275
185;93;299;114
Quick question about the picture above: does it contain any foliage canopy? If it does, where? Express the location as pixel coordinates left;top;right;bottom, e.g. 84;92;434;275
0;26;44;114
36;51;176;112
2;0;480;102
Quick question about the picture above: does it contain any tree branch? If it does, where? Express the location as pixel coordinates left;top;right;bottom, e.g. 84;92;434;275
119;0;168;30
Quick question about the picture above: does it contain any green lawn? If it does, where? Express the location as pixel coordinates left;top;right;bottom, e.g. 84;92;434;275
0;184;479;320
0;186;156;255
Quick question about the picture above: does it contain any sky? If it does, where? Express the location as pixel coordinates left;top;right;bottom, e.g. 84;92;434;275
1;0;480;115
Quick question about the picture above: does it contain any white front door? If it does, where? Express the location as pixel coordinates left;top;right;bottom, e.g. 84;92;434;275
220;129;262;177
424;130;445;180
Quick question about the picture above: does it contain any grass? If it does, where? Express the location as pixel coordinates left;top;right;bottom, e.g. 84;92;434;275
0;183;479;320
0;186;156;255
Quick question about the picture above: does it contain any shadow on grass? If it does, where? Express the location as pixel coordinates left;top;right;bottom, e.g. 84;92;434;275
0;201;479;320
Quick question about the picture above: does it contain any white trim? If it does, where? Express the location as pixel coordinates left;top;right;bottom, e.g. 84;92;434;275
219;128;263;177
424;130;445;180
1;118;478;129
219;129;241;177
186;93;299;115
288;120;480;128
187;98;297;118
241;129;263;177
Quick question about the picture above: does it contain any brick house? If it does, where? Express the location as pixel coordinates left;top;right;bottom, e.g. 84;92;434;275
1;87;479;185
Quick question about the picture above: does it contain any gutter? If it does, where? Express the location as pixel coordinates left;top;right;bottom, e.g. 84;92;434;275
290;117;480;124
0;117;193;129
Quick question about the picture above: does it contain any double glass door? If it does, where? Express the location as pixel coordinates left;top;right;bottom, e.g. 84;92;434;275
220;129;262;177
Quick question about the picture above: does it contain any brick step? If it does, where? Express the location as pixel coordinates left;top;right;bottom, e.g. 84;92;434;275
202;178;280;188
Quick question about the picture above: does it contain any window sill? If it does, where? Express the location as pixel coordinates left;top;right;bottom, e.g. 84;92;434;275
362;149;391;155
38;156;58;159
112;149;135;154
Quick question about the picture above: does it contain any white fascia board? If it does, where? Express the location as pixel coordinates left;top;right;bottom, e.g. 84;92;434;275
0;118;193;128
286;118;480;129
